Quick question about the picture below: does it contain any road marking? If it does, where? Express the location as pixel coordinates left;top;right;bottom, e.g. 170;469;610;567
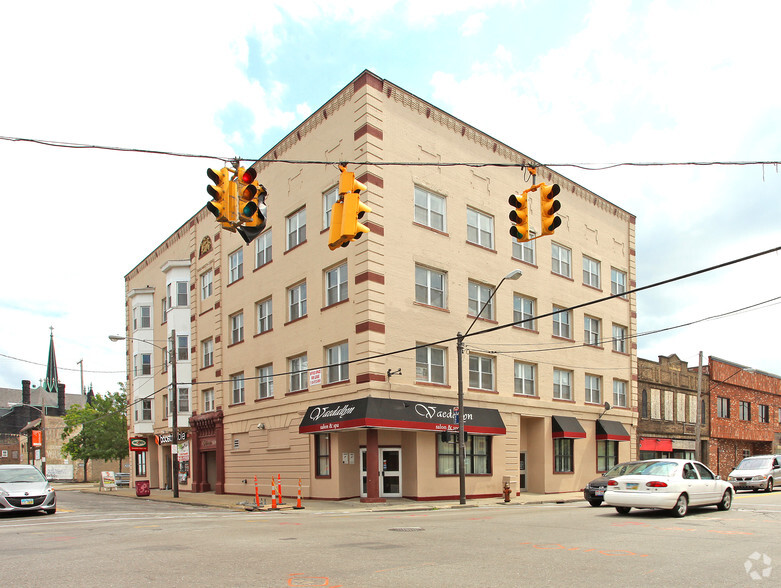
288;573;341;587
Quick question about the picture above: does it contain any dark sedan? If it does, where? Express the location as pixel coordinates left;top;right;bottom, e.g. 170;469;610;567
583;461;644;507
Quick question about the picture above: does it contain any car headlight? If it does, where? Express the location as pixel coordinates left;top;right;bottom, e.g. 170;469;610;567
728;476;736;481
752;475;768;481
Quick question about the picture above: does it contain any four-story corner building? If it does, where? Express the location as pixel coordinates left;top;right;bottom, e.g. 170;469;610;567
123;71;637;501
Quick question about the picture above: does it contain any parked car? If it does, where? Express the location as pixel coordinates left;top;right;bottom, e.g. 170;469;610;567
603;459;732;517
0;464;56;515
583;461;644;506
727;455;781;492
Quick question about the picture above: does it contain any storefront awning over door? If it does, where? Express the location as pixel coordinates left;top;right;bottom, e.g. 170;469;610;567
299;397;506;435
596;419;631;441
639;438;673;452
551;415;587;439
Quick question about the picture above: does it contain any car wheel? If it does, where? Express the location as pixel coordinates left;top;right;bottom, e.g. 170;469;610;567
717;490;732;511
615;506;631;515
672;494;688;517
766;479;774;493
588;500;603;507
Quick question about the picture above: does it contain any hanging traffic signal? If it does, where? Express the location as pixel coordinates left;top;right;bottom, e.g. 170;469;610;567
338;165;371;244
236;166;260;223
328;198;349;250
237;185;268;245
206;167;233;223
508;192;530;242
540;183;562;235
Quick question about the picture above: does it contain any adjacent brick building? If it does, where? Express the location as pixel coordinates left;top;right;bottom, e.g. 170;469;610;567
708;357;781;477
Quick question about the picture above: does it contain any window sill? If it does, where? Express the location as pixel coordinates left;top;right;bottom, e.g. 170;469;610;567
416;381;451;389
321;298;350;312
227;340;244;349
253;260;273;273
284;315;308;327
284;240;308;255
412;222;449;237
322;380;350;389
228;402;246;408
465;240;497;254
551;272;574;282
467;388;498;394
414;302;449;313
254;329;273;338
255;396;274;403
227;276;244;287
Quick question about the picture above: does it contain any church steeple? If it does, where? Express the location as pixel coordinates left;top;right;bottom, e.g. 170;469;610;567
43;327;59;394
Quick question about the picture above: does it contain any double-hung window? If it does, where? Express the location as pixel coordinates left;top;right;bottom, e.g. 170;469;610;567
325;264;348;306
231;373;245;404
289;354;308;393
613;380;628;408
513;294;535;330
552;306;571;339
288;282;307;321
201;270;213;300
228;249;243;284
326;342;349;384
230;312;244;344
322;187;338;230
256;298;272;334
612;324;627;353
583;256;601;288
255;230;272;268
415;265;446;309
202;339;213;368
177;335;188;361
176;281;188;307
585;374;601;404
551;243;572;278
611;268;627;297
514;362;536;396
717;397;730;418
414;186;446;232
584;316;601;346
466;208;494;249
512;233;536;264
416;346;446;385
553;368;573;400
554;439;574;473
203;389;214;413
468;281;494;320
257;364;274;399
286;208;306;250
468;354;494;391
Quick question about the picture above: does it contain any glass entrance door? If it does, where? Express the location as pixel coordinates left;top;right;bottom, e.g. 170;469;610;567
360;447;402;498
519;451;527;492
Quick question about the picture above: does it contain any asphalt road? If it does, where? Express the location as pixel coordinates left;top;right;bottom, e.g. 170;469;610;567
3;489;781;586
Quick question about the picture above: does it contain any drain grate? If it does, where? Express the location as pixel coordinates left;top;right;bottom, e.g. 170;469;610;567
388;527;424;532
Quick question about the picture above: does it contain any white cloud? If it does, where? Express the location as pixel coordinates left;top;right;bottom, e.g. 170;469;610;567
461;12;487;36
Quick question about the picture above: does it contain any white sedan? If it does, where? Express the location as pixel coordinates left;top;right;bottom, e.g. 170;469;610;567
603;459;733;517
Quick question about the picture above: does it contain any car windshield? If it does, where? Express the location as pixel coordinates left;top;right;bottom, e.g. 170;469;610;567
0;468;46;484
626;461;678;477
736;458;772;470
606;462;643;477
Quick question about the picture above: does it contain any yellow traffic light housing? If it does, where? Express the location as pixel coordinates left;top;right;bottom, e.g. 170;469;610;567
508;192;530;242
328;198;348;250
206;167;233;223
341;191;371;241
540;183;562;235
330;165;371;248
236;166;260;223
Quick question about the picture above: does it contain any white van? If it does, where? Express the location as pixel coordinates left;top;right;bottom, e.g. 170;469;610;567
727;455;781;492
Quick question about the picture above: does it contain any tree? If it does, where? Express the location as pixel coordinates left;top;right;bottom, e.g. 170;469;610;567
62;388;128;482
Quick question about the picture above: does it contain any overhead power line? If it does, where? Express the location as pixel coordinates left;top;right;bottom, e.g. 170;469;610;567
1;135;779;171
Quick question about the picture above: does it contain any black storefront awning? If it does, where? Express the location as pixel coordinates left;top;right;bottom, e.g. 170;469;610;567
299;397;506;435
551;415;586;439
596;419;631;441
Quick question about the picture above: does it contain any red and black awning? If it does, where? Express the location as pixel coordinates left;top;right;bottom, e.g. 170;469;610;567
551;415;587;439
596;419;631;441
299;397;506;435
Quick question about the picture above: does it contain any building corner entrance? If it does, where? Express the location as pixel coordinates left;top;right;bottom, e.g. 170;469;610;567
361;447;402;498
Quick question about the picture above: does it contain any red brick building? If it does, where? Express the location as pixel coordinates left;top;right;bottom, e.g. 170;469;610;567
708;357;781;477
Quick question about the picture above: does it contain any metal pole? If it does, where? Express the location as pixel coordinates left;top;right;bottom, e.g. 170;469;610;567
695;351;703;462
41;409;46;478
170;330;179;498
456;332;466;505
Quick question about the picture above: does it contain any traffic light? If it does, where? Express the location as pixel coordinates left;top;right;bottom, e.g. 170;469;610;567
338;166;371;243
206;167;233;223
236;166;260;223
328;198;349;250
237;185;268;245
539;183;562;235
508;192;530;242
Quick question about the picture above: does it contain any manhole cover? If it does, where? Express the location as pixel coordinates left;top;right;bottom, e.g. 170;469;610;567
388;527;424;532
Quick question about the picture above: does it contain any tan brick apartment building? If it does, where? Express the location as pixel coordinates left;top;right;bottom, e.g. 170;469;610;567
709;357;781;477
122;71;637;501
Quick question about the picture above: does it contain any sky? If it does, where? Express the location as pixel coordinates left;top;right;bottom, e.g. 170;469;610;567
1;0;779;398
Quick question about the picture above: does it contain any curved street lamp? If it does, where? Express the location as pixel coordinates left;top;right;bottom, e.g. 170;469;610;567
456;269;522;504
109;333;181;498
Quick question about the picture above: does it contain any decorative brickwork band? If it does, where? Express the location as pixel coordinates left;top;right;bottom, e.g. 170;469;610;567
355;321;386;334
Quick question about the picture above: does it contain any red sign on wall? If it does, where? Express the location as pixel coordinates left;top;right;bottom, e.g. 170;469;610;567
31;430;42;447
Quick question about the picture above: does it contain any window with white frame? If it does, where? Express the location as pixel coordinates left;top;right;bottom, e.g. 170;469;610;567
161;296;168;322
289;354;308;392
416;346;447;385
415;265;446;309
513;294;535;330
202;338;213;368
468;281;494;320
613;380;628;407
161;348;168;373
177;335;189;361
322;186;338;230
514;362;536;396
582;256;601;288
466;208;494;249
553;368;573;400
612;324;627;353
133;305;151;330
288;282;307;321
256;297;272;334
138;354;151;376
551;243;572;278
286;208;306;250
178;387;190;412
201;270;213;301
203;388;214;412
230;312;244;344
325;263;348;307
611;268;627;297
552;306;572;339
584;316;601;346
468;354;494;390
326;342;349;384
231;373;245;404
176;281;188;307
257;364;273;399
228;248;243;284
585;374;602;404
135;398;152;422
414;186;446;232
255;230;272;269
512;232;536;264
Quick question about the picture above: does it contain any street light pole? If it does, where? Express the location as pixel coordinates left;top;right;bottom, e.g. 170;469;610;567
170;329;179;499
456;269;522;505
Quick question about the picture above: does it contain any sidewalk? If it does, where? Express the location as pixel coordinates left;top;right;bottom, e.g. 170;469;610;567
53;482;586;513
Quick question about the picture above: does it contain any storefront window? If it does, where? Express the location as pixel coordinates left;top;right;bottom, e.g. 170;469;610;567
597;440;618;472
437;434;491;475
135;450;147;477
554;438;574;473
315;434;330;477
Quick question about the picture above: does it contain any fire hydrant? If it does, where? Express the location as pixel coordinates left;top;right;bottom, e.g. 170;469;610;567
503;482;511;502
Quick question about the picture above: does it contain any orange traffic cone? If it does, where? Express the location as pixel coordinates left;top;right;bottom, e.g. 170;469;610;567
294;478;304;509
271;477;278;510
254;476;260;508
